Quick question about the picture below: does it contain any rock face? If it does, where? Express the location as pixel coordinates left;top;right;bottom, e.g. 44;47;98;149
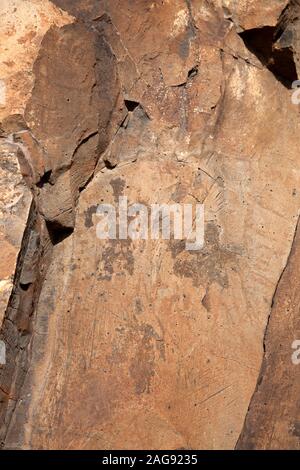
237;217;300;449
0;0;300;450
0;0;72;325
0;140;31;326
0;0;72;122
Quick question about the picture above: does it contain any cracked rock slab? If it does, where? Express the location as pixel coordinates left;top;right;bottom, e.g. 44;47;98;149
237;218;300;449
0;141;31;325
1;0;300;450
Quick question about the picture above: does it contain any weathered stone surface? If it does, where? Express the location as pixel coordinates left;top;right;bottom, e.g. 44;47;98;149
237;218;300;450
0;140;31;326
0;0;72;340
24;21;125;231
222;0;290;29
0;0;72;444
1;0;300;450
0;0;72;122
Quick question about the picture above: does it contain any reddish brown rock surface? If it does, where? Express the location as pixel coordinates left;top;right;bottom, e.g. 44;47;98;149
0;140;31;325
237;218;300;450
0;0;300;450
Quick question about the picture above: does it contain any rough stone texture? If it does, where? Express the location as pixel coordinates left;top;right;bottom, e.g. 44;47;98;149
24;22;125;230
0;0;72;121
0;0;72;338
0;0;300;450
237;218;300;450
0;141;31;325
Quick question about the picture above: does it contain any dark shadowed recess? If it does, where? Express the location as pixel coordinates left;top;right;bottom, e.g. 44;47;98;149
239;26;298;88
46;220;74;245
